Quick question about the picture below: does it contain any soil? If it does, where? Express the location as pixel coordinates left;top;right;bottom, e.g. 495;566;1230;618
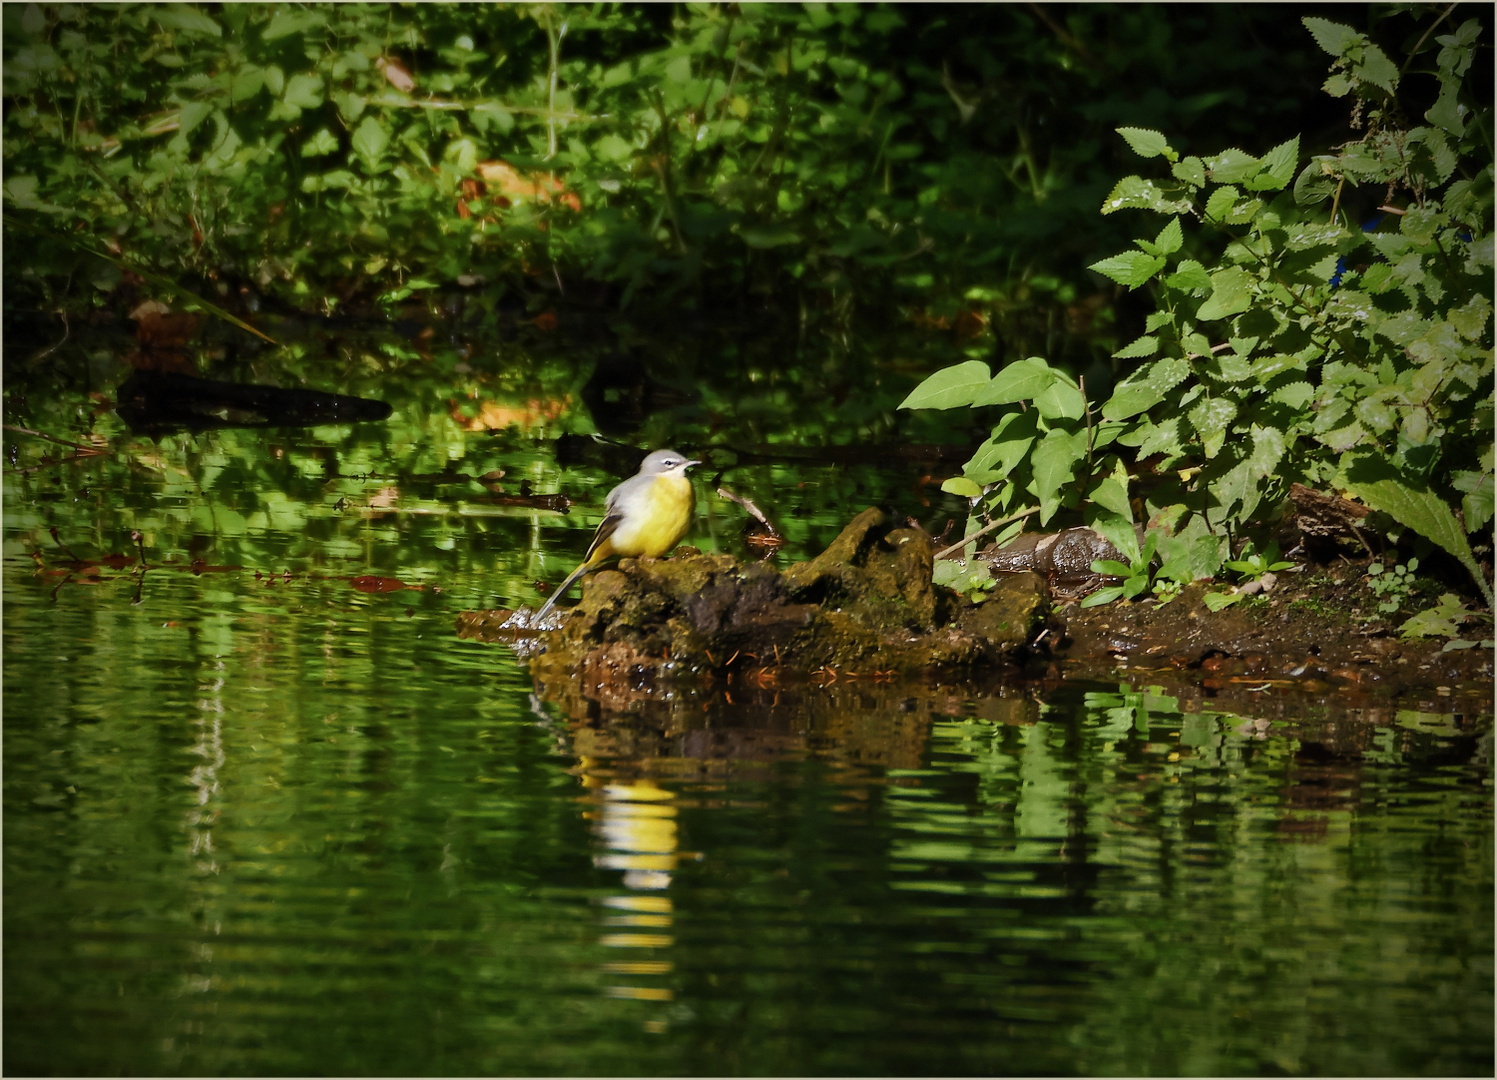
457;507;1493;717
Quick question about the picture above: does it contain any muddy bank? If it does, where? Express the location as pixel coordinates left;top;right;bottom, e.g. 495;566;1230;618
1048;574;1492;694
461;507;1048;696
457;506;1491;705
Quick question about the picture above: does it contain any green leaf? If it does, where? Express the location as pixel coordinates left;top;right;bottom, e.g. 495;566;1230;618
1246;424;1286;479
1102;356;1190;420
1342;462;1493;605
1195;266;1255;321
1032;377;1086;421
1101;176;1191;216
1207;149;1260;185
899;360;991;410
1080;585;1126;608
1188;398;1237;458
941;476;984;498
1202;590;1244;612
971;357;1054;405
1089;459;1133;520
151;5;221;36
262;9;324;40
1398;594;1469;640
350;115;389;165
1171;156;1206;188
1251;136;1300;192
1302;17;1361;58
1294;159;1339;205
301;128;340;157
1203;185;1240;222
471;102;514;135
738;224;801;248
1117;127;1173;160
1030;427;1089;523
1356;43;1399;95
1089;250;1166;289
1165;259;1213;292
1153;217;1183;256
1426;81;1466;136
1113;334;1159;360
965;411;1040;482
284;72;324;111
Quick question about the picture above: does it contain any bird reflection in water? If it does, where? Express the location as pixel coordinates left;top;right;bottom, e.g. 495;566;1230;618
585;774;681;1022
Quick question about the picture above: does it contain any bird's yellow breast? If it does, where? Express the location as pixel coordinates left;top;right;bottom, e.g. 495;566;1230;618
609;474;694;558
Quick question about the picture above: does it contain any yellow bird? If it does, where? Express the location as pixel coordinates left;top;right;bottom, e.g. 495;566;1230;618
535;449;700;619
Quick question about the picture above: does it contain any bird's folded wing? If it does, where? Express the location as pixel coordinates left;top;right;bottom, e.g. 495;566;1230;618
584;512;623;562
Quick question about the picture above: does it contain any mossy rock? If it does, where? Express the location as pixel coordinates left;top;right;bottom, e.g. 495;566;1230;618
526;508;1047;703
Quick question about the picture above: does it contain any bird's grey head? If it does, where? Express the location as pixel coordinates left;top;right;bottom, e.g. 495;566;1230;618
639;449;700;476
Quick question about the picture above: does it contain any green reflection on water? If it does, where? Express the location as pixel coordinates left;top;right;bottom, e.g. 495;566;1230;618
5;543;1491;1075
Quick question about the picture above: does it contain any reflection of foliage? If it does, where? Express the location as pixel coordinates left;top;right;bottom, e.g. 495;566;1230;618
5;4;1337;363
901;10;1494;603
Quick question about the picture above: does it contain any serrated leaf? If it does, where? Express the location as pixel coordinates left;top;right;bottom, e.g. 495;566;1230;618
1342;461;1492;603
262;9;324;40
151;5;221;36
1207;148;1260;185
1102;356;1191;420
1398;594;1468;640
1153;217;1183;255
1293;159;1339;205
301;128;339;157
350;115;388;164
284;72;324;110
1203;185;1240;222
1101;176;1192;216
1171;156;1206;188
1117;126;1172;160
1089;250;1166;289
1253;136;1300;192
1356;43;1399;94
899;360;992;410
1113;334;1159;360
1166;259;1213;292
1246;424;1286;478
1302;17;1362;58
1268;380;1315;408
1195;266;1256;321
1188;398;1237;458
1453;467;1494;534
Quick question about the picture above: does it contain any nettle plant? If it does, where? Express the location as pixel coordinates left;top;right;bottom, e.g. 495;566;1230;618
903;13;1493;606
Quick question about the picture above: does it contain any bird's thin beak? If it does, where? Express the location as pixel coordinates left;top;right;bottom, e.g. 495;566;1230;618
685;459;702;469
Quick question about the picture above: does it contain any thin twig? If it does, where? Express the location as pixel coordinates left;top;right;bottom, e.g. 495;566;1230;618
933;505;1040;561
717;484;781;537
4;424;101;454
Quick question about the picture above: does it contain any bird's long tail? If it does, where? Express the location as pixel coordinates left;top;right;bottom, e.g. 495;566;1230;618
534;560;591;621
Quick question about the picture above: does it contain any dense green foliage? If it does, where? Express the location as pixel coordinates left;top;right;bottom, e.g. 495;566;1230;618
903;9;1494;603
4;3;1334;364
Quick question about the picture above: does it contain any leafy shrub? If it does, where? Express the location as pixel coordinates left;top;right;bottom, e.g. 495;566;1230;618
902;11;1493;604
2;4;1339;353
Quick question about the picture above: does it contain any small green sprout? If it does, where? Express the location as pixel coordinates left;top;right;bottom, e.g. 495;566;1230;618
1081;529;1159;608
1366;558;1419;613
1224;540;1295;583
